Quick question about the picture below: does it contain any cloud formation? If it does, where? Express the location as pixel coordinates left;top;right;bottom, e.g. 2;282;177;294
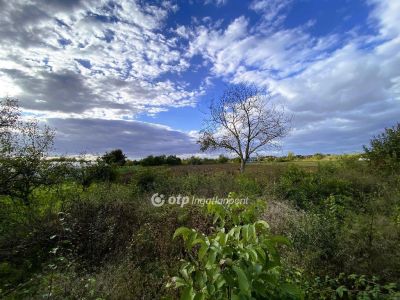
0;0;197;120
188;0;400;154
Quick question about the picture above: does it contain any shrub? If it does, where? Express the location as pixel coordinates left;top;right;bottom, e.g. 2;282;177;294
168;200;303;299
166;155;182;166
101;149;127;166
304;273;400;299
139;155;182;166
277;164;355;209
73;160;117;190
364;123;400;175
217;155;229;164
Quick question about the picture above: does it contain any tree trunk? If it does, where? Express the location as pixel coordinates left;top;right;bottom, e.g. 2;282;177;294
240;158;246;173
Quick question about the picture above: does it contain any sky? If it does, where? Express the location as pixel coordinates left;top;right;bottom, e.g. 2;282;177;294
0;0;399;158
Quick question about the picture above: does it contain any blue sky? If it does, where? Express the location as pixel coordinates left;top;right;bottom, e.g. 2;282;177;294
0;0;399;158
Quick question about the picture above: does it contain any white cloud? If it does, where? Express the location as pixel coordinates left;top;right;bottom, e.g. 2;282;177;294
204;0;228;7
249;0;292;27
188;0;400;153
189;16;338;79
0;0;199;120
368;0;400;38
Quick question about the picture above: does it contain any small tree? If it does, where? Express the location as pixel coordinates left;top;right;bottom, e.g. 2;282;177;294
102;149;126;166
363;123;400;174
287;151;295;161
198;84;291;173
74;158;117;190
0;97;57;205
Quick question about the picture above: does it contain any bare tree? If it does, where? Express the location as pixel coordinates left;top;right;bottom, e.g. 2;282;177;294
198;84;291;173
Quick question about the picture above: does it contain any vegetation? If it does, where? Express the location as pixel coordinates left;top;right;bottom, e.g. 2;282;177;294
101;149;127;166
1;99;399;299
363;123;400;175
169;199;303;299
139;154;182;166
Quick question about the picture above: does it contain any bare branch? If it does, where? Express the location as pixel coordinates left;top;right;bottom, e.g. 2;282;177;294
198;84;291;172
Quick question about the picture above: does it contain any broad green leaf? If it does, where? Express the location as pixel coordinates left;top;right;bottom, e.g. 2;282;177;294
180;268;190;281
172;276;188;288
193;293;205;300
180;287;194;300
336;286;347;298
233;265;250;295
205;249;217;269
198;243;209;261
191;238;205;248
242;224;249;241
248;224;256;242
174;227;192;241
254;220;270;231
281;283;304;299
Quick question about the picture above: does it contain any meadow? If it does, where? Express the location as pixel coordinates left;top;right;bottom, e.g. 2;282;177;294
1;156;399;299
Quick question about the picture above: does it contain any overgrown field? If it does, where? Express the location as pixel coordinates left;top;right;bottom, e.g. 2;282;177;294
1;159;400;299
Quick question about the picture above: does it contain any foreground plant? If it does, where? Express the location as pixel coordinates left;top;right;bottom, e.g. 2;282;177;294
167;199;303;299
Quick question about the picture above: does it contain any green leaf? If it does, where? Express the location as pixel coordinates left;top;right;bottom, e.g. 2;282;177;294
187;231;199;249
171;276;187;288
247;248;258;262
242;225;249;241
189;238;205;250
233;265;250;295
180;287;194;300
193;293;205;300
198;243;209;261
336;286;347;298
174;227;192;241
217;231;228;246
205;249;217;269
281;283;304;299
254;220;270;231
248;224;256;242
180;268;190;281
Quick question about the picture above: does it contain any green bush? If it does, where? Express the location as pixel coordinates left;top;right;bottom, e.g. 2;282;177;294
304;273;400;299
168;200;303;299
364;123;400;175
276;163;380;210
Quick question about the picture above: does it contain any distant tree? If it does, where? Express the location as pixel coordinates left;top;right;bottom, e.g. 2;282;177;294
0;97;60;205
166;155;182;166
313;153;325;160
217;154;229;164
287;151;295;161
139;154;181;166
140;155;160;166
187;156;203;165
199;84;291;172
363;123;400;174
74;159;116;190
102;149;126;166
